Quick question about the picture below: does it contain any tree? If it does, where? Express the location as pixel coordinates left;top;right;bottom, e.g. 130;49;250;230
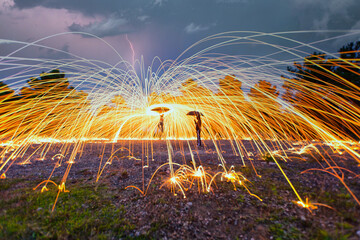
0;82;16;137
0;81;14;100
180;78;212;97
283;42;360;102
19;69;72;99
248;80;279;101
246;80;283;139
218;75;243;97
216;75;246;115
333;41;360;91
214;75;248;138
282;42;360;140
179;78;213;107
286;52;335;87
12;69;89;138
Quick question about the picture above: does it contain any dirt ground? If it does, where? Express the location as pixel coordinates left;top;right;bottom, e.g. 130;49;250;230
1;140;360;239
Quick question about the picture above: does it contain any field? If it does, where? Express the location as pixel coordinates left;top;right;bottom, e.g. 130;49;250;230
1;140;359;239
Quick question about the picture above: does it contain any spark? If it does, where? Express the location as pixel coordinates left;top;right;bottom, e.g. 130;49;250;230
170;176;178;184
293;197;336;213
41;186;48;192
0;31;359;212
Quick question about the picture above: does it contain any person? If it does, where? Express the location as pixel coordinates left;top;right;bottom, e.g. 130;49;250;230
159;114;164;136
194;112;202;147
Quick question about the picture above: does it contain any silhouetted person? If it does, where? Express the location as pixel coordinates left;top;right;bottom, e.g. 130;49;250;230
159;114;164;137
194;112;202;147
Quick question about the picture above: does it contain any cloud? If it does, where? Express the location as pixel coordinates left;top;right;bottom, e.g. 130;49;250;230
216;0;252;3
313;13;330;30
332;21;360;47
153;0;167;7
293;0;356;30
351;21;360;30
138;15;150;22
39;43;72;59
0;0;14;12
68;16;130;38
4;0;360;66
184;23;209;34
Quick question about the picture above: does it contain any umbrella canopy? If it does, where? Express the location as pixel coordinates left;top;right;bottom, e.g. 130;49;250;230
187;111;204;116
151;107;170;113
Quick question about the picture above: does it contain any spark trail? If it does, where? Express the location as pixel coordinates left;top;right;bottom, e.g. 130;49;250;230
0;31;360;211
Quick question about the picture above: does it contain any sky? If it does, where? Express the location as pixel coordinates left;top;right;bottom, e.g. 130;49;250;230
1;0;360;88
1;0;360;62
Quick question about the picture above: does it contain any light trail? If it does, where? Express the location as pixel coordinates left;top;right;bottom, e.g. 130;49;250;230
0;31;359;212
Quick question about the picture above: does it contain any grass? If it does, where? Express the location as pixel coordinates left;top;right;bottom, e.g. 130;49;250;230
313;229;352;240
0;157;359;239
269;223;303;240
262;152;276;164
0;179;134;239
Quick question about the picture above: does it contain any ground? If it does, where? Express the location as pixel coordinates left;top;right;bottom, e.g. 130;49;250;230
0;140;360;239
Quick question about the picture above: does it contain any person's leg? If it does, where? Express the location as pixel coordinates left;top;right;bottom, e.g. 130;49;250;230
197;130;201;146
199;131;201;146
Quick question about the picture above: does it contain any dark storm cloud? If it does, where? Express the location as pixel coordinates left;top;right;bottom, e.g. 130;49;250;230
11;0;360;37
10;0;45;9
5;0;360;65
12;0;153;16
292;0;360;30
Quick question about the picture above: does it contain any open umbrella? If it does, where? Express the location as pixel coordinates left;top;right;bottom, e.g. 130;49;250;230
187;111;204;116
151;107;170;114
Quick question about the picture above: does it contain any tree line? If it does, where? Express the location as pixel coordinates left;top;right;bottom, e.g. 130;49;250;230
282;41;360;140
0;41;359;140
0;69;89;140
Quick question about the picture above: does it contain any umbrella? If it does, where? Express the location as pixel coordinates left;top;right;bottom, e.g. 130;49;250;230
151;107;170;114
187;111;204;116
